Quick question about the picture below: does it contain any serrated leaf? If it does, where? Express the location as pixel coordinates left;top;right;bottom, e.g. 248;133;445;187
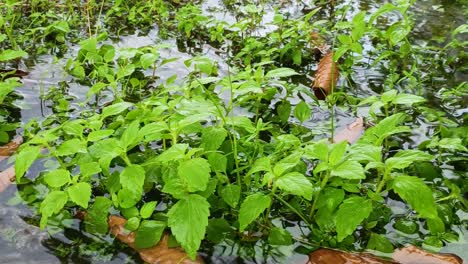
220;184;240;208
168;194;210;260
247;157;271;175
44;169;70;188
273;152;302;177
201;127;227;151
329;141;348;166
40;191;68;229
275;172;313;200
68;182;91;208
135;220;166;249
335;197;372;242
239;193;271;231
367;233;393;253
304;140;329;161
315;187;344;211
15;146;41;180
178;158;211;192
120;164;145;192
393;175;437;219
87;129;114;141
55;138;87;156
121;120;140;149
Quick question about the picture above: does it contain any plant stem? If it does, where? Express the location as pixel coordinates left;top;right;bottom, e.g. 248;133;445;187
309;171;330;219
272;193;313;231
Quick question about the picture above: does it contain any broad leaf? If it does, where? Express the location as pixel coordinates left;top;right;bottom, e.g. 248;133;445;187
331;160;365;179
55;138;87;156
140;201;157;219
239;193;271;231
268;227;293;245
0;49;28;61
134;220;166;249
386;150;433;171
247;157;271;175
393;175;437;219
120;164;145;192
121;120;140;149
85;196;112;234
68;182;91;208
178;158;211;192
101;102;133;119
275;172;313;200
40;191;68;229
329;141;348;166
15;146;41;180
168;194;210;260
220;184;241;208
293;101;311;123
335;196;372;242
265;67;298;79
201;127;227;151
44;169;70;188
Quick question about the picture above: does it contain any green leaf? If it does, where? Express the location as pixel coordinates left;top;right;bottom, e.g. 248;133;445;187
220;184;241;208
101;102;133;119
206;218;235;243
393;94;425;105
68;182;91;208
273;152;302;177
55;138;87;156
275;172;313;200
87;129;114;141
140;53;158;69
0;49;28;61
62;120;84;136
335;197;372;242
44;169;71;188
117;187;141;208
386;150;433;170
293;101;311;123
168;194;210;260
268;227;293;245
207;153;227;173
120;164;145;192
125;217;140;231
248;157;271;175
85;196;112;234
367;233;393;253
393;175;437;219
80;162;102;177
315;187;344;211
15;146;41;180
239;193;271;231
140;201;157;219
304;140;329;161
329;141;348;166
178;158;211;192
40;191;68;229
331;160;365;179
438;138;468;152
201;127;227;151
265;67;298;79
121;120;140;149
135;220;166;249
277;101;291;123
138;122;168;141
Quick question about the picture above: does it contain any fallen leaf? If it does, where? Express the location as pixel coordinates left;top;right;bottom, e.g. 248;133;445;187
307;248;396;264
312;52;339;100
306;247;465;264
309;32;330;55
0;166;15;192
332;117;365;144
108;215;204;264
393;245;464;264
0;136;23;162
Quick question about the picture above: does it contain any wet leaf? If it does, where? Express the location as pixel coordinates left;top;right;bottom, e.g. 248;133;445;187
335;197;372;242
393;175;437;219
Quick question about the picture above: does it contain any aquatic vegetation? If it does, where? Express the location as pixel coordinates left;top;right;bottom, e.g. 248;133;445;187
1;0;467;262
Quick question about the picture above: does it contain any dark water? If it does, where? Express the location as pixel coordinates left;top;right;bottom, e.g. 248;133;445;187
1;0;467;263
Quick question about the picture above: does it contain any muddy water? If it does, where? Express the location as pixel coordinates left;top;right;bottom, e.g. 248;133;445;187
0;0;466;263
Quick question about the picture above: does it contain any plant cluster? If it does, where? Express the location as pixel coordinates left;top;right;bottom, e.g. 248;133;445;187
1;0;467;262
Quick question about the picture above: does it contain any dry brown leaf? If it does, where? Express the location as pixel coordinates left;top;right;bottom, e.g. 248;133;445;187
332;117;365;144
312;52;339;100
108;215;204;264
309;32;330;55
0;166;15;192
393;245;464;264
0;136;23;162
307;248;396;264
306;247;465;264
